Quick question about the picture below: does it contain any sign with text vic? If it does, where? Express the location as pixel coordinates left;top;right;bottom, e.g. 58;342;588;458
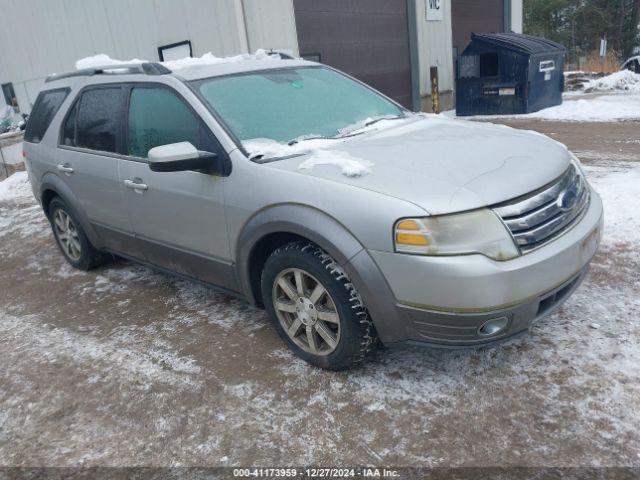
426;0;443;21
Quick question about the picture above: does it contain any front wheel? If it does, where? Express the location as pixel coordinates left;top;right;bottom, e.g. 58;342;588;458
261;242;376;370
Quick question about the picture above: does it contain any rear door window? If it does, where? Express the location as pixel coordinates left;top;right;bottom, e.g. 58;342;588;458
24;88;69;143
74;87;123;153
127;86;221;158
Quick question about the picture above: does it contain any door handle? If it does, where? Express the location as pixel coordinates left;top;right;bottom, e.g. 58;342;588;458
56;163;74;175
124;179;148;191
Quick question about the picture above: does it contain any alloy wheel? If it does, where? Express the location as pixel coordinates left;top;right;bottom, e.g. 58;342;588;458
53;209;82;262
272;268;341;355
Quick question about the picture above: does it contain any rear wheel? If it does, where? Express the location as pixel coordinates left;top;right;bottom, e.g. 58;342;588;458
261;242;376;370
49;198;105;271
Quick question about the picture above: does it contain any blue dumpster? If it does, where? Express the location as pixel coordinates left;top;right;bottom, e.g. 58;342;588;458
456;33;566;117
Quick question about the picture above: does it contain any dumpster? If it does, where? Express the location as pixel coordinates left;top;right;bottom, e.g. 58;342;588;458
456;32;566;117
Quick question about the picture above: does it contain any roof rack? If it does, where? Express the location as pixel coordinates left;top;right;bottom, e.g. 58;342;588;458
45;62;172;83
266;49;296;60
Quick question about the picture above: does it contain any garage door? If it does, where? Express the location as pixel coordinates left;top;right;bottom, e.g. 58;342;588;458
452;0;505;54
293;0;413;108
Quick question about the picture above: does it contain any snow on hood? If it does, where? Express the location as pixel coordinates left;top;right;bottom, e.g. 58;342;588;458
244;115;419;177
75;49;281;71
243;114;419;157
264;115;573;214
298;150;373;177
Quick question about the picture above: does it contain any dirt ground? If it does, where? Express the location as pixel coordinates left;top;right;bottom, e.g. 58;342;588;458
0;119;639;471
490;118;640;164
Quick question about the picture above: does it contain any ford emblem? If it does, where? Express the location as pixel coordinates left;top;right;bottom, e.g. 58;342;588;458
557;188;579;212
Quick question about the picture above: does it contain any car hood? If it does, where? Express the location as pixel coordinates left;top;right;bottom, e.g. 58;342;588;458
262;115;572;215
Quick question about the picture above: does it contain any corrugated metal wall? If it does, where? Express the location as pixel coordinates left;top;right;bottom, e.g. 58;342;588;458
511;0;524;33
0;0;298;112
415;0;455;96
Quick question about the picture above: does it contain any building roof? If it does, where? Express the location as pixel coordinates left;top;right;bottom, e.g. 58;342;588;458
470;33;566;55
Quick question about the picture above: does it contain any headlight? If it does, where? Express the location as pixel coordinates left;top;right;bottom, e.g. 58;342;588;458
394;209;520;261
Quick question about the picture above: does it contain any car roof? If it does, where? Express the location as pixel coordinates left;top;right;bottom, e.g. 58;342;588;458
174;58;317;81
44;57;319;88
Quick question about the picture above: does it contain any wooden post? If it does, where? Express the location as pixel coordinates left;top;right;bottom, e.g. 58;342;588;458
430;66;440;114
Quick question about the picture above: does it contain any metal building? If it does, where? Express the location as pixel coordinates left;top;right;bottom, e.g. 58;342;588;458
0;0;522;114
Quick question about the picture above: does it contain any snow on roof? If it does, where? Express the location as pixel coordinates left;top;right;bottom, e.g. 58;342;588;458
75;53;148;70
74;49;313;80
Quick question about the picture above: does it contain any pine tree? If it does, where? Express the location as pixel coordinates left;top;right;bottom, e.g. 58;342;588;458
524;0;639;61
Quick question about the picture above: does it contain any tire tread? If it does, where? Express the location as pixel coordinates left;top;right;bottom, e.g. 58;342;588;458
265;241;377;369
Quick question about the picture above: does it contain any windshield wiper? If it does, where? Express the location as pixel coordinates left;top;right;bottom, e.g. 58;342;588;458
364;113;407;127
285;115;409;146
336;114;408;138
287;131;366;146
287;134;334;146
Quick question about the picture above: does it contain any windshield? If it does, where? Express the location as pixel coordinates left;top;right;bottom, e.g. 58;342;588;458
193;67;404;145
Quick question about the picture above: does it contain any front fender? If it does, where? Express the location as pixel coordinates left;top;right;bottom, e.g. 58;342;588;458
236;204;364;301
235;204;402;343
40;173;103;249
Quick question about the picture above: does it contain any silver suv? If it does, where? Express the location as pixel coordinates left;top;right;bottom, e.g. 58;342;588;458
23;57;603;370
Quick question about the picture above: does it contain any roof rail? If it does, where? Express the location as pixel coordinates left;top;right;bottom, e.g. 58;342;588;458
45;62;172;83
266;49;296;60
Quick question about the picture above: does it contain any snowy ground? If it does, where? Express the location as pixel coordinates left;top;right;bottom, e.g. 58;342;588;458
445;70;640;122
0;121;639;468
444;93;640;122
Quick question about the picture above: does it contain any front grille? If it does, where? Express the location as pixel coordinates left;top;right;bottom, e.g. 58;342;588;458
493;165;590;253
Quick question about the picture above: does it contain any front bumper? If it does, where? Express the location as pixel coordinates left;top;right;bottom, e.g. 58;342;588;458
396;265;588;346
349;189;603;347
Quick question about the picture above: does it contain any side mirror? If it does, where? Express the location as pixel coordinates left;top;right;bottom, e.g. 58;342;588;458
148;142;218;173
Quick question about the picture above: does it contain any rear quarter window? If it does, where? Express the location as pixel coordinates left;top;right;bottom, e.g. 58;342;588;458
24;88;70;143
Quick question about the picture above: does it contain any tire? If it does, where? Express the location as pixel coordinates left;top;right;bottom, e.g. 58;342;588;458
48;197;105;271
261;241;376;370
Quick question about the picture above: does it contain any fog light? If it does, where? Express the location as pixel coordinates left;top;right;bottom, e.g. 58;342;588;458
478;316;509;337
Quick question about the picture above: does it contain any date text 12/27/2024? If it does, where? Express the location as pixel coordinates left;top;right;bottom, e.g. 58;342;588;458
232;468;400;478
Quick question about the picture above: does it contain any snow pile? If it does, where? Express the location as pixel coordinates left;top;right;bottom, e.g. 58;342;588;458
0;105;24;134
0;171;31;202
529;95;640;121
583;70;640;93
76;49;281;71
446;94;640;122
298;150;373;177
